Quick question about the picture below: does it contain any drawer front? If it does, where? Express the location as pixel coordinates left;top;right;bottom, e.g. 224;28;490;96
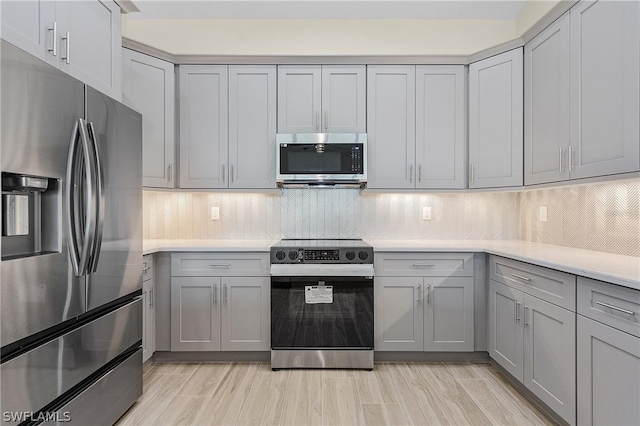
171;252;270;276
142;254;154;282
578;277;640;338
489;256;576;311
375;253;474;277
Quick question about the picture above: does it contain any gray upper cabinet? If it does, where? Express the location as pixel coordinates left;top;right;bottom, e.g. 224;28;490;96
0;0;121;100
277;65;365;133
416;65;466;189
220;277;270;351
367;66;416;189
570;0;640;179
228;65;277;189
524;12;571;186
179;65;229;189
122;49;175;188
469;48;523;189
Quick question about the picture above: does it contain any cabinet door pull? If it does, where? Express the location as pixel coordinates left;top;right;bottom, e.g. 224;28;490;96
230;164;234;183
426;285;431;304
409;165;413;183
418;165;422;183
524;305;530;327
416;285;421;305
149;287;153;306
213;284;217;305
324;110;328;130
469;164;474;183
315;111;320;130
209;263;231;268
48;22;57;56
596;301;635;316
167;164;172;183
222;165;225;183
413;263;435;268
61;31;70;64
511;273;531;282
515;299;521;322
223;284;228;304
559;147;563;173
569;146;574;172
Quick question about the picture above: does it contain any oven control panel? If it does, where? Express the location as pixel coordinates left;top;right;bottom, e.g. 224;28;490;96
270;245;373;264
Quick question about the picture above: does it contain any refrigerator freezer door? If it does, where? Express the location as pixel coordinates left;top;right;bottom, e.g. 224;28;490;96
85;87;142;311
0;41;86;347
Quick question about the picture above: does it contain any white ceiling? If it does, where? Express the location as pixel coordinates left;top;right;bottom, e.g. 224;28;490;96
127;0;529;20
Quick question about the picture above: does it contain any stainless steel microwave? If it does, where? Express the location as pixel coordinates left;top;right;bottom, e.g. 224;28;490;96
276;133;367;186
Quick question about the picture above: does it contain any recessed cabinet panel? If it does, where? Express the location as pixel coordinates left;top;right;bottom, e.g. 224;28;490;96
570;0;640;179
277;66;322;133
0;0;55;63
367;66;416;189
171;277;220;351
221;277;270;351
424;276;474;351
489;280;524;379
179;65;229;188
374;277;424;351
322;65;366;133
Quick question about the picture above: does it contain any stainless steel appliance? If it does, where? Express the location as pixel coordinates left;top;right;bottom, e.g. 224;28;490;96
270;239;374;370
276;133;367;187
0;41;142;425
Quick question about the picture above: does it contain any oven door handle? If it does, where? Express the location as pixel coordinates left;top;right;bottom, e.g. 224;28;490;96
270;264;374;277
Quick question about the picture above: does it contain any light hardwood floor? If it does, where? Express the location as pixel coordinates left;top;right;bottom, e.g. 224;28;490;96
116;362;554;426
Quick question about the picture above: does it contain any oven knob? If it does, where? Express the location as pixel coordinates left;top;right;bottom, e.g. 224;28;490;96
288;250;298;261
345;251;356;261
358;251;369;261
275;250;286;261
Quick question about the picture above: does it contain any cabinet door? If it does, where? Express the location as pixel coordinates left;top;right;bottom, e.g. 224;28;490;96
367;66;416;189
0;0;55;63
122;49;175;188
374;277;423;351
488;280;524;380
523;294;576;425
524;12;571;185
469;48;523;189
221;277;270;351
228;65;276;189
171;277;220;351
424;277;474;352
577;315;640;426
321;65;366;133
179;65;228;188
415;65;466;189
57;0;121;100
277;65;321;133
570;0;640;179
142;278;156;362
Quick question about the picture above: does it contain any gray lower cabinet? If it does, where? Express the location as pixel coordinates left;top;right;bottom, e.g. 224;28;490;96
577;315;640;426
489;278;576;425
171;275;270;352
142;255;156;362
375;252;475;352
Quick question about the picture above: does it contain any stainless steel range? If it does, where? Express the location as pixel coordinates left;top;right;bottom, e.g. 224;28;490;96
270;239;374;370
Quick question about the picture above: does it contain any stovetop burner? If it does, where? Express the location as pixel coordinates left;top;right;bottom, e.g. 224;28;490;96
270;239;373;264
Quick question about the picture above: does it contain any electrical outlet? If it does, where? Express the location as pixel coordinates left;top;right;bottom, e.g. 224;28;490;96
539;206;548;222
422;206;432;221
211;206;220;221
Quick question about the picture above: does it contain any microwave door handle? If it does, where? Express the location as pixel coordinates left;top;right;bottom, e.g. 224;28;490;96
77;118;96;276
65;119;82;276
87;122;104;273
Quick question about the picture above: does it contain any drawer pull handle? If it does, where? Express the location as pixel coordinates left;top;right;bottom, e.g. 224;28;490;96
413;264;435;268
142;267;151;272
209;263;231;268
596;301;635;316
511;273;531;282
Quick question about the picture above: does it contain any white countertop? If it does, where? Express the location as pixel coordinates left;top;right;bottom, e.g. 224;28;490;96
143;238;640;290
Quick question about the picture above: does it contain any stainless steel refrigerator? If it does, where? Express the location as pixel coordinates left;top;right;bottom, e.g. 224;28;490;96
0;40;142;425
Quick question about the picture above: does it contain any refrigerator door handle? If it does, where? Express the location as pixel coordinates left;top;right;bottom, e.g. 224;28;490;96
87;122;104;273
77;118;97;276
65;119;82;275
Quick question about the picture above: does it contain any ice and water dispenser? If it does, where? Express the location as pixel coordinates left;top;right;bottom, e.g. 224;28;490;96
1;172;61;259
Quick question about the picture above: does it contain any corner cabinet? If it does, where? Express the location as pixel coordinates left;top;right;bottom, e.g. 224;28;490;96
469;48;523;189
277;65;366;133
374;253;475;352
0;0;122;100
122;49;175;188
178;65;276;189
488;256;576;425
170;253;270;352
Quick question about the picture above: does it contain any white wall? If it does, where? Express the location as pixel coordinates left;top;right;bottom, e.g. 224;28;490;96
516;0;562;36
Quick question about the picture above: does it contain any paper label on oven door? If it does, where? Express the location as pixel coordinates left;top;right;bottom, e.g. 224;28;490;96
305;285;333;304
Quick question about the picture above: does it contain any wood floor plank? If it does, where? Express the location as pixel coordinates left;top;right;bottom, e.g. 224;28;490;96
194;363;260;426
353;364;398;404
417;363;492;425
177;363;231;396
156;395;208;426
236;364;285;425
444;362;495;381
259;368;291;426
322;377;363;426
282;369;323;426
361;403;408;426
390;362;446;425
154;362;202;375
117;374;189;425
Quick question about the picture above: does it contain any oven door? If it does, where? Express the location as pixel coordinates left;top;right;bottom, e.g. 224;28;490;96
271;276;373;349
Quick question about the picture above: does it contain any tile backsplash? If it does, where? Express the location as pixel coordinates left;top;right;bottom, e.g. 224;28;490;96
143;179;640;257
518;179;640;257
143;189;518;241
